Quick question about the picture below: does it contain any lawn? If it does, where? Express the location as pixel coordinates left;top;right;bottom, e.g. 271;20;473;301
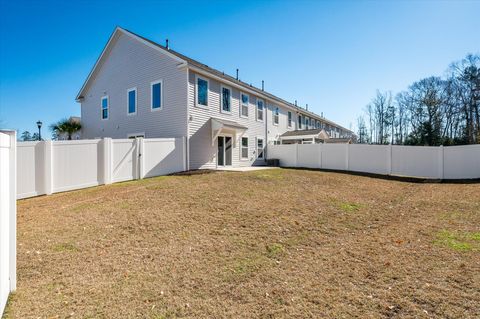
4;169;480;318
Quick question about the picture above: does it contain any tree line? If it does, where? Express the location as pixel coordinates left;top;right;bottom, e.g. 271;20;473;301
357;54;480;146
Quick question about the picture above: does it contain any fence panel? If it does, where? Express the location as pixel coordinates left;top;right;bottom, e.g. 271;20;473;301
297;144;320;168
52;140;102;193
143;138;185;178
391;146;441;178
321;144;348;170
444;145;480;179
349;144;389;175
267;143;480;180
112;139;137;183
0;131;16;315
17;142;45;199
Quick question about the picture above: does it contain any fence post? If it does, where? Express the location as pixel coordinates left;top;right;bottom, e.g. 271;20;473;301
438;145;444;179
345;144;350;171
103;138;112;185
136;137;144;179
318;143;322;169
387;144;392;175
295;143;298;167
44;140;53;195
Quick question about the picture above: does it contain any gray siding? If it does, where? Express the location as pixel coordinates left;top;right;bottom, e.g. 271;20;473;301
188;71;267;169
80;33;188;139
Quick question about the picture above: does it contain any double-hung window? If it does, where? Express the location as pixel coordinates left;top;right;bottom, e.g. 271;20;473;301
151;80;162;110
257;137;264;159
316;121;320;129
256;99;264;121
273;107;279;125
221;86;231;113
196;76;208;107
240;93;249;117
306;117;310;128
241;137;249;160
288;111;292;127
101;96;109;119
127;88;137;115
298;115;302;129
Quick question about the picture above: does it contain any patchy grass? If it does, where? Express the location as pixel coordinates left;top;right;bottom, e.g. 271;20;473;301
435;230;480;251
5;169;480;318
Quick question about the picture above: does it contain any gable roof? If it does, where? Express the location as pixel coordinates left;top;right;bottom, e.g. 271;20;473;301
76;27;353;134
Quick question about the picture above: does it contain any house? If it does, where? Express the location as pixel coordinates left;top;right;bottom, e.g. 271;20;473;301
76;27;354;169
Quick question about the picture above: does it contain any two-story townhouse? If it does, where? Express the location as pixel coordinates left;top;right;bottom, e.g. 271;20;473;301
76;27;353;170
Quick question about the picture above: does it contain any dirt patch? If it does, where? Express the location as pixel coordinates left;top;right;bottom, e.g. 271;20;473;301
4;169;480;318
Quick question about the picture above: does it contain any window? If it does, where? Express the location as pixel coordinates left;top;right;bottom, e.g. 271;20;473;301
241;137;249;160
240;93;249;117
288;111;292;127
196;76;208;107
316;121;320;129
221;86;231;113
273;107;279;125
306;117;310;128
101;96;108;119
256;99;264;121
127;88;137;115
298;115;302;129
151;80;162;110
257;137;264;159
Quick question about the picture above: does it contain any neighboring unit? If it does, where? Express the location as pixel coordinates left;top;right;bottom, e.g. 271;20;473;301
76;27;354;169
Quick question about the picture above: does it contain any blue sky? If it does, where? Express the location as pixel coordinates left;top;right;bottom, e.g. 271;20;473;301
1;0;479;137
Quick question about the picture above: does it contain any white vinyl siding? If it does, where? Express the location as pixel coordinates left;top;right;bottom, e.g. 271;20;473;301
80;32;187;140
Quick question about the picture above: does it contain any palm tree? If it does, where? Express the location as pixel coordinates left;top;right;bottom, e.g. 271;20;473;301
50;118;82;140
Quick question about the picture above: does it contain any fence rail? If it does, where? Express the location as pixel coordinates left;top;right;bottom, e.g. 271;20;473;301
267;143;480;180
17;137;186;199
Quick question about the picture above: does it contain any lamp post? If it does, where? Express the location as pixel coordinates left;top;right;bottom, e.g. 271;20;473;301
36;120;42;141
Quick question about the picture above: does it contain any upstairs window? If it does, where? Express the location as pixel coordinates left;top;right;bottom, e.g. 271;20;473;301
221;86;231;113
196;76;208;107
241;137;249;160
256;99;264;121
306;117;310;128
298;115;302;129
101;96;109;119
288;111;292;127
151;80;163;110
273;107;279;125
240;93;249;117
316;121;320;129
127;88;137;115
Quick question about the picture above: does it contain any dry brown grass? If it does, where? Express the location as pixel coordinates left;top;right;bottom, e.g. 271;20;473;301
3;169;480;318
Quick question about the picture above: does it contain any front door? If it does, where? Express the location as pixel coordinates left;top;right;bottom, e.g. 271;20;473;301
217;136;232;166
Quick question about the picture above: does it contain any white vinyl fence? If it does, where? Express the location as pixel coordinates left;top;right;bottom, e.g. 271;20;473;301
17;137;186;199
268;143;480;179
0;131;16;316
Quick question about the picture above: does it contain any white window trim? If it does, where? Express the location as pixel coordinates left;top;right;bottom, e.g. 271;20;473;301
256;99;264;122
101;95;109;120
220;85;232;114
287;111;292;128
256;136;264;159
127;132;145;139
150;79;163;111
240;136;249;161
195;75;209;108
273;106;279;126
240;92;249;118
127;87;137;116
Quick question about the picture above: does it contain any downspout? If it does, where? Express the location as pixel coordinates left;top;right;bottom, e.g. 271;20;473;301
265;102;268;163
186;67;190;171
